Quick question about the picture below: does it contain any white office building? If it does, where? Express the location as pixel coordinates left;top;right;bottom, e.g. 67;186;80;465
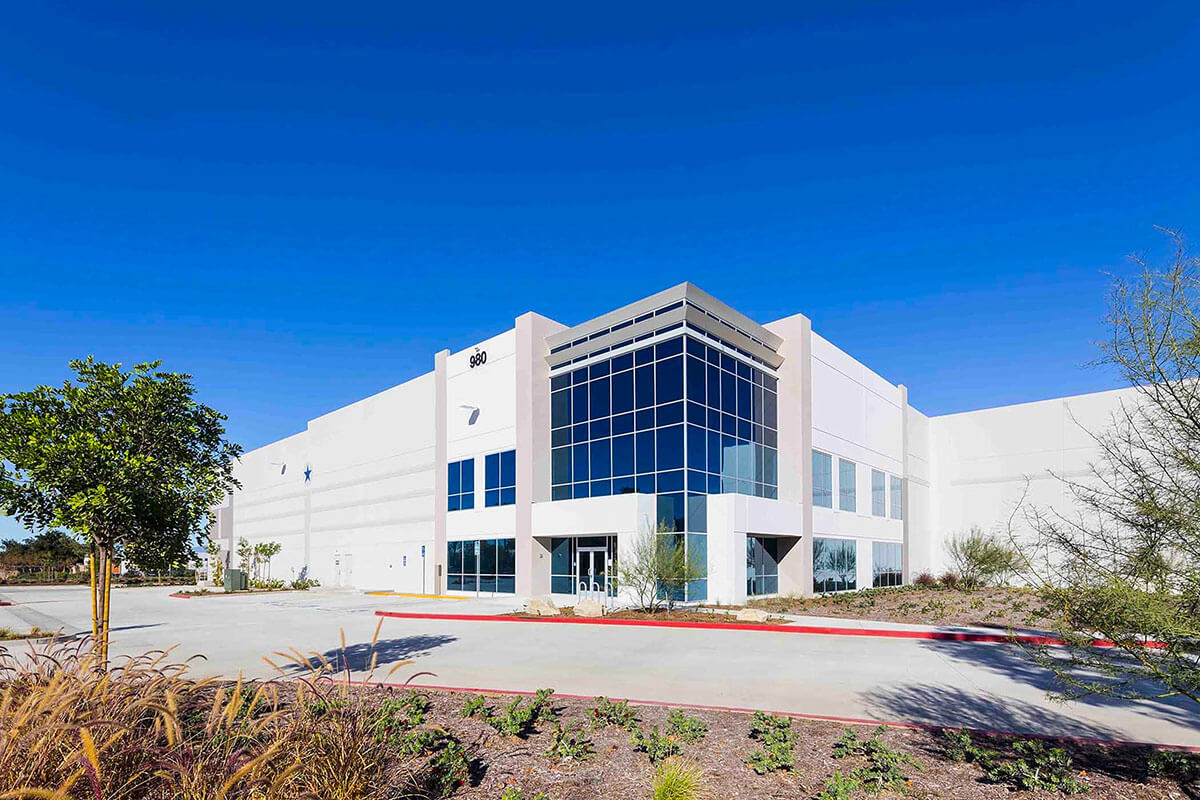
212;283;1131;604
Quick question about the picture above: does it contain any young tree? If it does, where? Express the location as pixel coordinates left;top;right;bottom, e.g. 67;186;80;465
255;541;282;580
617;522;706;614
204;535;225;585
0;358;241;667
1018;229;1200;707
945;526;1019;588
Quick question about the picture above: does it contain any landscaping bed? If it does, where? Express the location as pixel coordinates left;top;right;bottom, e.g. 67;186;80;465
506;607;793;625
749;586;1051;630
0;626;53;641
170;587;311;597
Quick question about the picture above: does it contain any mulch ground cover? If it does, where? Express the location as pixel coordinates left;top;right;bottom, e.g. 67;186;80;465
505;607;792;625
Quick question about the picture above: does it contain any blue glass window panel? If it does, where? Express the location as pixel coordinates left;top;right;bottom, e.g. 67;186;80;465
611;369;634;415
687;531;708;577
495;576;515;594
738;418;752;441
552;485;570;500
635;364;654;409
460;492;474;510
612;434;635;477
501;450;516;487
480;539;497;574
687;402;706;426
551;374;570;391
572;422;589;443
657;493;685;532
736;360;751;380
552;428;570;447
485;489;500;506
462;459;474;490
720;353;735;373
707;430;722;473
656;337;684;358
572;368;588;384
656;425;684;471
737;379;752;420
764;447;778;486
707;364;721;407
590;376;610;418
448;462;460;495
687;424;706;471
708;474;722;494
590;479;612;497
573;444;589;482
686;356;706;403
707;409;721;430
612;412;634;435
551;389;570;429
613;475;636;494
657;356;683;404
500;487;515;505
706;345;720;364
447;573;463;591
657;401;684;426
722;413;737;435
764;390;777;429
635;430;655;473
813;450;834;508
589;361;610;379
721;435;738;478
635;346;654;365
763;374;777;392
573;482;590;498
753;385;764;425
461;574;478;592
462;541;477;574
764;428;778;449
572;384;588;423
590;418;610;440
551;575;574;594
447;541;463;573
686;337;705;357
485;453;500;489
590;438;611;479
635;408;655;430
721;371;736;414
687;470;707;493
738;442;756;480
658;469;684;492
636;473;656;493
550;537;571;574
612;352;634;372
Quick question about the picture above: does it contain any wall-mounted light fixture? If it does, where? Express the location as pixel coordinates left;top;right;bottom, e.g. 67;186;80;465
458;404;480;425
269;461;287;475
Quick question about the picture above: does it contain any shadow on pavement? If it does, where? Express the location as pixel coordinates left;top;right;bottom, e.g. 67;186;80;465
917;639;1200;733
281;634;458;675
864;681;1123;741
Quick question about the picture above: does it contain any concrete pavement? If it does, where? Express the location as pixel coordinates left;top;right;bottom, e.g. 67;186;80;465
1;584;1196;748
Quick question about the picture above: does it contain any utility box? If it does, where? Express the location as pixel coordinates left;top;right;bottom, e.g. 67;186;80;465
224;568;248;593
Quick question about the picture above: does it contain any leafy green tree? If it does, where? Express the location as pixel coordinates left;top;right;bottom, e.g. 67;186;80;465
254;541;282;580
618;523;705;614
945;526;1019;588
1019;229;1200;706
0;357;241;667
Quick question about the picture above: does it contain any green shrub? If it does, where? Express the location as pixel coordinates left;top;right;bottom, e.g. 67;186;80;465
816;771;859;800
396;728;444;757
250;578;286;590
652;757;704;800
290;576;320;590
462;689;555;738
460;695;489;718
832;726;921;794
425;738;472;799
544;721;594;763
940;728;997;768
982;740;1088;794
500;788;548;800
945;526;1020;588
665;710;708;744
589;696;639;730
631;725;683;764
368;691;432;743
1147;749;1200;784
746;712;798;774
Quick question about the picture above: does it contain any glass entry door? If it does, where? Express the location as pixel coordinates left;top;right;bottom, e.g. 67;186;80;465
576;547;607;597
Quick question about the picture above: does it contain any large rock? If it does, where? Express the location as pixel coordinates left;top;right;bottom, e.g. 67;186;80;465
736;608;770;623
526;596;560;617
574;599;605;618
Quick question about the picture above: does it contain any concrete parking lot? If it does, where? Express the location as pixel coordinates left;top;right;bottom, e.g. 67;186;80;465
2;584;1197;748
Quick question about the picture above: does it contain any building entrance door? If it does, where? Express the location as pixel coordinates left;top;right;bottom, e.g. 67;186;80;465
576;546;608;600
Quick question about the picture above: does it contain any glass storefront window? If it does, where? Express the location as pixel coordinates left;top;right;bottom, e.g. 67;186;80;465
872;541;902;588
813;537;857;593
447;538;516;594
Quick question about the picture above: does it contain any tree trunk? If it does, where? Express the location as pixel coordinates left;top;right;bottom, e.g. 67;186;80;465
89;546;99;647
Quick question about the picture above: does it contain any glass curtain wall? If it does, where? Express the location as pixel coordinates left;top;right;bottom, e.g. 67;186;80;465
746;535;780;596
550;333;779;601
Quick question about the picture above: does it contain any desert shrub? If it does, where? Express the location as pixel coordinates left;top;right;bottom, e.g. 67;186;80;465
652;756;704;800
665;709;708;743
940;728;997;768
545;721;594;762
913;571;938;588
746;711;798;774
816;771;860;800
368;690;432;743
290;576;321;590
589;695;639;730
460;694;489;718
631;725;683;764
938;571;960;589
981;740;1088;794
832;726;921;794
501;787;549;800
1147;748;1200;784
945;526;1020;588
250;577;286;590
460;688;555;738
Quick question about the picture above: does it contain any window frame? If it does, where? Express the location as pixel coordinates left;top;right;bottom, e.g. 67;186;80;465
838;458;856;512
485;449;517;507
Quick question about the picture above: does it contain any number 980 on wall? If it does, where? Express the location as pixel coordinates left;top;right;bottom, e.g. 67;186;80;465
469;349;487;369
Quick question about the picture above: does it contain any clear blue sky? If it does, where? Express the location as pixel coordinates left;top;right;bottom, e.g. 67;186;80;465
1;2;1197;538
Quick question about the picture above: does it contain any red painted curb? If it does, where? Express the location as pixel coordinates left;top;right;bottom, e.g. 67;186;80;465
0;601;12;606
323;676;1200;753
168;592;191;599
373;610;1161;649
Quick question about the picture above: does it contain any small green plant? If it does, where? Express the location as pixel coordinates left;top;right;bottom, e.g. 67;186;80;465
500;788;549;800
982;740;1087;794
746;712;798;774
665;709;708;744
940;728;997;768
486;690;556;738
460;694;489;718
831;726;921;794
652;756;704;800
816;771;860;800
589;696;639;730
250;577;286;590
425;738;472;798
545;721;594;763
369;691;432;743
290;576;320;589
396;728;444;757
631;725;683;764
1147;748;1200;784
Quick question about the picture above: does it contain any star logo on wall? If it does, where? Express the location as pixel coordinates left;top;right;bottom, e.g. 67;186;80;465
304;466;312;483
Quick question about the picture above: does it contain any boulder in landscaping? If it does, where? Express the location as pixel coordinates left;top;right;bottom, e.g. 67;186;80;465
736;608;770;623
526;596;560;616
574;599;605;618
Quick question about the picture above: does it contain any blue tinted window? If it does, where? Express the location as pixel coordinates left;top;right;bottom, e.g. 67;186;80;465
590;439;611;479
612;434;634;477
612;412;634;435
657;356;683;404
635;364;654;408
656;337;684;358
551;389;570;429
552;447;570;486
656;425;684;471
635;430;655;474
448;458;474;511
611;369;634;415
448;537;516;594
687;425;706;471
484;450;516;507
572;384;588;423
573;444;589;482
590;377;610;418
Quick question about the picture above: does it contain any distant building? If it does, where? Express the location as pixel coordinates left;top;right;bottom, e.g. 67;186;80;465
212;283;1130;603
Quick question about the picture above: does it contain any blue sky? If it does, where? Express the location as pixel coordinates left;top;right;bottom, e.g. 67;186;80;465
1;2;1197;539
